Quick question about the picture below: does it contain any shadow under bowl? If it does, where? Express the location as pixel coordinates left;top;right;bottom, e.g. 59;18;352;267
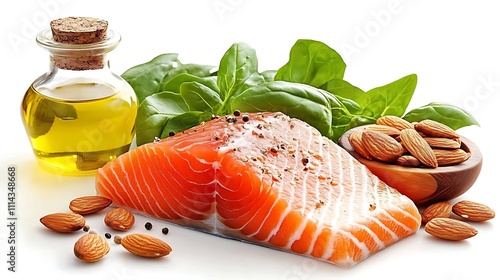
338;126;482;206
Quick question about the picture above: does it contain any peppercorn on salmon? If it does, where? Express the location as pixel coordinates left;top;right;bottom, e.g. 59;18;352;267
95;112;421;268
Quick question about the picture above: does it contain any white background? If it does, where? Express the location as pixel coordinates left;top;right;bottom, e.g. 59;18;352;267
1;0;499;279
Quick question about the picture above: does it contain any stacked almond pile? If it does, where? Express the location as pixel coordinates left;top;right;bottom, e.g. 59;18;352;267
348;116;469;168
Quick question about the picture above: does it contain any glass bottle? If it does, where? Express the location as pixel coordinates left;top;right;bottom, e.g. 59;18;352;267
21;17;137;175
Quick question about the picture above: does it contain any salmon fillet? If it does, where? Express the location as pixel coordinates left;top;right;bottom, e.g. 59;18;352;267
95;112;421;267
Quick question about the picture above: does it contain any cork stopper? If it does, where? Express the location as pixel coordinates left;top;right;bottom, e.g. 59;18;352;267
49;17;109;70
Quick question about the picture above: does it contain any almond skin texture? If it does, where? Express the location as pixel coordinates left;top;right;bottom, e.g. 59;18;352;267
424;217;478;241
423;137;461;149
348;130;373;160
104;208;135;231
452;200;496;222
40;212;86;233
399;128;438;168
69;196;112;215
415;119;460;139
376;115;413;130
364;124;401;137
421;201;452;224
74;232;110;262
121;233;172;258
395;155;421;167
433;149;470;166
361;130;404;162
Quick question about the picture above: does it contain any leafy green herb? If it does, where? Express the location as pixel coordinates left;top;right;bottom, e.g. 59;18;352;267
403;102;480;130
122;54;180;103
123;39;478;146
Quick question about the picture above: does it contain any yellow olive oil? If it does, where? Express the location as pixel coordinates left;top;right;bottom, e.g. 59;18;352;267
21;82;137;175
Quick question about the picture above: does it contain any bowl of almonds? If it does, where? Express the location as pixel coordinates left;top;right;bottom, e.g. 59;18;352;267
338;116;482;205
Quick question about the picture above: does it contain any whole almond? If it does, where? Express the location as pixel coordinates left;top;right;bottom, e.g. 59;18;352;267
361;130;404;162
348;130;373;160
423;137;461;149
104;208;135;231
415;119;460;139
74;232;110;262
376;115;413;130
364;124;401;137
69;196;112;215
395;155;421;167
399;128;438;168
424;217;478;241
421;201;452;224
433;149;470;166
40;212;86;233
121;233;172;258
452;200;496;222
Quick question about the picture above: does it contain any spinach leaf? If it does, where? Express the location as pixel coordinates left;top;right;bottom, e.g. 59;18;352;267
275;39;346;88
230;81;340;138
135;91;188;145
122;53;180;103
160;73;219;94
161;63;215;84
159;111;212;139
403;102;480;130
322;79;365;105
217;42;259;101
180;81;223;112
261;70;277;82
355;74;417;118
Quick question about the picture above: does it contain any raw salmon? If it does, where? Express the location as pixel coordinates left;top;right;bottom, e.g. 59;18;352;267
95;112;421;267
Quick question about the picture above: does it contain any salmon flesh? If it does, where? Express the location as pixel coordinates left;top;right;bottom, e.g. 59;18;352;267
95;112;421;267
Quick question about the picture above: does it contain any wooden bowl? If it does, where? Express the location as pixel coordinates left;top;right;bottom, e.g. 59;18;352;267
338;126;482;206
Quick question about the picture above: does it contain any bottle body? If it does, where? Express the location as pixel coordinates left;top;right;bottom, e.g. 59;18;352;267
21;75;137;175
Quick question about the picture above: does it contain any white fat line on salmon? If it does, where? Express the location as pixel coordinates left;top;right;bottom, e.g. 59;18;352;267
299;129;315;214
313;135;324;200
108;160;142;212
338;229;371;262
380;185;417;234
304;144;336;255
156;148;202;219
139;148;167;218
367;176;398;242
346;155;358;226
384;183;421;227
366;215;397;243
263;204;292;243
121;154;146;213
330;142;345;229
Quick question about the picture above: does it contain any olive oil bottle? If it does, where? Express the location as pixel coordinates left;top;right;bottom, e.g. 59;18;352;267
21;17;138;175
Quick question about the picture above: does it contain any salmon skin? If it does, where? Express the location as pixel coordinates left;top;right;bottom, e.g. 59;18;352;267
95;112;421;268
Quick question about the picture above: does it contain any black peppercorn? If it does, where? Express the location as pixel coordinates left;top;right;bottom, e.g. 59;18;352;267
233;110;241;116
145;222;153;230
162;227;169;235
242;115;249;122
105;233;111;239
168;131;175;137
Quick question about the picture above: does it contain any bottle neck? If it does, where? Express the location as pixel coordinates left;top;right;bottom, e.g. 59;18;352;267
49;51;108;71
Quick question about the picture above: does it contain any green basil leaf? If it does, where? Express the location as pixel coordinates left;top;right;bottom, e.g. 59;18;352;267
403;102;480;129
356;74;418;118
160;73;219;94
161;63;215;85
159;111;212;139
135;91;188;145
217;42;259;100
261;70;277;82
122;53;180;103
180;81;223;112
230;81;336;138
275;39;346;88
322;79;365;105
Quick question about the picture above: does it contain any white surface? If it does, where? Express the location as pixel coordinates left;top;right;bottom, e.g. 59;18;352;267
1;0;499;279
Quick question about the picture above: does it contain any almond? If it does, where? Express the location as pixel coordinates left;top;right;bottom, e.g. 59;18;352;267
74;232;110;262
361;130;404;162
394;155;421;167
421;201;452;224
40;212;86;233
121;233;172;258
376;115;413;130
104;208;135;231
364;124;401;137
452;200;496;222
69;195;112;215
424;217;478;241
399;128;438;168
414;119;460;139
423;137;461;149
348;130;373;160
433;149;469;166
